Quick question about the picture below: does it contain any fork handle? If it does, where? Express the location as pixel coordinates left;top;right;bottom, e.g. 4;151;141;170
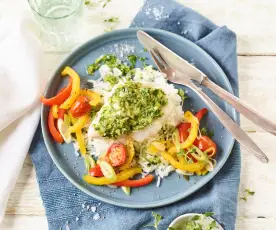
184;81;269;163
202;77;276;136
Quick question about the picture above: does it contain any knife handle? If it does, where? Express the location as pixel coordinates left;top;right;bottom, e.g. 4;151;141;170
184;80;269;163
202;77;276;136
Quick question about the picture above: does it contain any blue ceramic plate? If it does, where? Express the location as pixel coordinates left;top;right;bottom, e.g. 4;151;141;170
41;28;236;209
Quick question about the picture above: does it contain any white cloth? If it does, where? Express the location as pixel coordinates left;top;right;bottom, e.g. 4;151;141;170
0;1;42;222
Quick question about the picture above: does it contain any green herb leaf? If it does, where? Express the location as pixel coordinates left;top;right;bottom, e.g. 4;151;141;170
191;215;201;221
245;188;255;196
177;148;185;156
206;220;217;230
177;88;187;104
84;0;90;5
143;48;148;52
240;196;247;201
104;17;119;23
144;212;163;230
204;212;215;217
101;0;111;8
200;127;214;138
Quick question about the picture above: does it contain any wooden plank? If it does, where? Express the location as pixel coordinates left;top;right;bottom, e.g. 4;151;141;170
1;215;276;230
238;56;276;132
179;0;276;55
0;216;48;230
236;218;276;230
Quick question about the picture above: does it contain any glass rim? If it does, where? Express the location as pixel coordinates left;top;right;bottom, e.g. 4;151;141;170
28;0;82;20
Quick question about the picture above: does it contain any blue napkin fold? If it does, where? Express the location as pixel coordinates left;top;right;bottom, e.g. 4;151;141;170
29;0;241;229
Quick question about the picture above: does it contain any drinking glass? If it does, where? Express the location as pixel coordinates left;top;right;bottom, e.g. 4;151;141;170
28;0;83;51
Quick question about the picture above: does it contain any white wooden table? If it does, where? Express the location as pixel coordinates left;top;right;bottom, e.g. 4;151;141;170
1;0;276;229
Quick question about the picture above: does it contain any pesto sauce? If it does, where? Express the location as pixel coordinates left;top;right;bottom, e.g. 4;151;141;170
93;81;168;139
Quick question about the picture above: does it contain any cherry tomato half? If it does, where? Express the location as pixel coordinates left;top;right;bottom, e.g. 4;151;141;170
105;143;127;167
70;96;91;118
194;136;217;158
89;165;104;177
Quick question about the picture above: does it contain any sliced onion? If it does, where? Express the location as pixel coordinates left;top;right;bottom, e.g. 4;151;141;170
99;161;117;182
204;147;216;158
172;129;181;152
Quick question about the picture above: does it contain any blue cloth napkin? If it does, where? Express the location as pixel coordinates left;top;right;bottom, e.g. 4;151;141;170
29;0;241;229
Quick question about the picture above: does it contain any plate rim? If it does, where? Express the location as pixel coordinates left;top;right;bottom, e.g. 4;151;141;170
41;27;237;209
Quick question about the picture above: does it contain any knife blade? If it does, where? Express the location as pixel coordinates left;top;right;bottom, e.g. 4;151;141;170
137;30;206;84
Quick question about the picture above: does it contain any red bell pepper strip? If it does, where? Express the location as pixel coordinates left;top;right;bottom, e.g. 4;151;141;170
41;77;72;106
177;108;208;142
112;175;154;187
193;135;217;158
89;165;104;177
48;107;64;143
195;108;208;122
58;108;66;120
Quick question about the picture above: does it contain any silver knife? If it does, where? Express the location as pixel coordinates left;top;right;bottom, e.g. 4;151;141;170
137;30;269;163
137;30;276;136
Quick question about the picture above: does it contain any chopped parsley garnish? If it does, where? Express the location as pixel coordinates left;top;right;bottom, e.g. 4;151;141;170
200;127;214;138
93;81;168;139
127;55;137;68
87;54;130;75
143;48;148;52
127;55;148;68
104;75;118;86
144;212;162;230
104;17;119;23
178;88;187;104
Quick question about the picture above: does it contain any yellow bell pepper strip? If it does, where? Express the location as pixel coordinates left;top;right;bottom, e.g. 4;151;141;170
168;146;177;156
76;130;86;155
68;111;87;155
118;137;135;171
83;167;142;185
180;111;199;149
179;155;186;165
59;66;81;109
80;89;102;107
68;114;89;133
52;105;59;119
161;152;204;172
68;110;77;124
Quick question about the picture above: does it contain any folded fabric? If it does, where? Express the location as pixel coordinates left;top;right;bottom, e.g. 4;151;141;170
0;0;42;222
29;0;241;229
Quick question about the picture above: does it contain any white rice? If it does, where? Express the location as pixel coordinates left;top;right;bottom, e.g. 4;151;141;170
86;66;183;178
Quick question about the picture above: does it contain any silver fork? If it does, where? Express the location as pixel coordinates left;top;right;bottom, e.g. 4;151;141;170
151;48;269;163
